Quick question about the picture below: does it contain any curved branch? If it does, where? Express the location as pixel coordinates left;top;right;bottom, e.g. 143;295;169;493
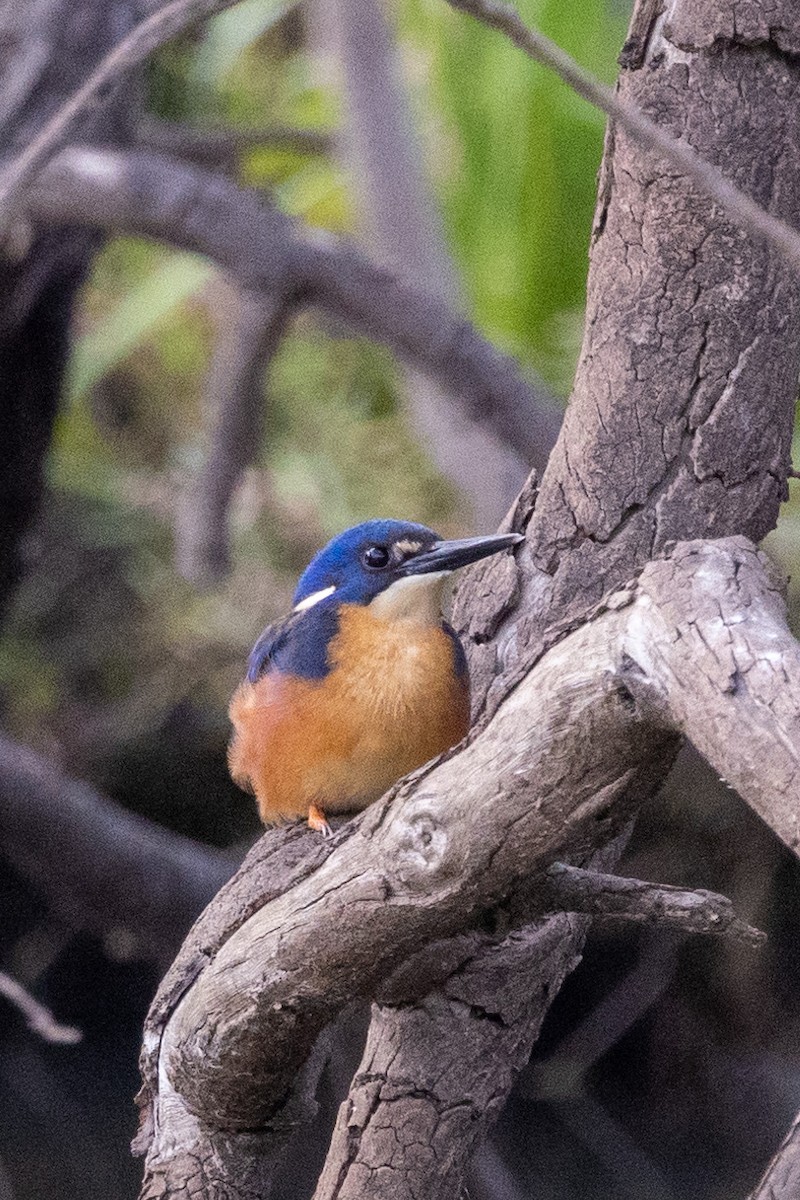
137;535;794;1197
25;147;560;470
175;289;294;583
544;862;766;946
621;539;800;853
0;733;234;958
749;1108;800;1200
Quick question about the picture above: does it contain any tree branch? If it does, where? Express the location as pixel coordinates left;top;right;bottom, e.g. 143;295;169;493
0;969;82;1045
137;536;796;1197
0;732;235;960
313;915;586;1200
544;862;765;947
620;539;800;854
175;288;294;584
25;147;560;468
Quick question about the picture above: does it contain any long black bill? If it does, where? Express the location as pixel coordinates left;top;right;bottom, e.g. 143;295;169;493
401;532;524;576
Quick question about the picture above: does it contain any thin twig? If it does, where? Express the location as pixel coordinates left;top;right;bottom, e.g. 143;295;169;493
136;117;333;165
0;969;82;1045
0;0;259;229
445;0;800;274
545;862;766;947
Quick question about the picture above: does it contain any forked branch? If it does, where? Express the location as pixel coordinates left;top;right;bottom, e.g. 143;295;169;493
137;536;798;1197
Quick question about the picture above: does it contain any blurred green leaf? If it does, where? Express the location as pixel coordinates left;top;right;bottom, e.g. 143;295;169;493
190;0;300;85
397;0;627;391
68;254;215;402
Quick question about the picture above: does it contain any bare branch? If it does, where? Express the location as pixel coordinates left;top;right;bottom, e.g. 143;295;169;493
0;969;82;1045
0;0;257;228
544;862;765;947
620;539;800;854
136;117;333;166
748;1108;800;1200
445;0;800;274
0;732;235;959
137;535;795;1193
175;288;294;584
25;147;560;468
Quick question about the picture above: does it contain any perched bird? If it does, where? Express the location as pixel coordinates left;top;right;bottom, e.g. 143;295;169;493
228;519;522;835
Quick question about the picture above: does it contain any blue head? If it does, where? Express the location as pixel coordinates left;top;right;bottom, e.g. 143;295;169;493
294;519;440;608
248;519;522;681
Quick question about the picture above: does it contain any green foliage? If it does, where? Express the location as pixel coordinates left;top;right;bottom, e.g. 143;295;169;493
68;252;214;404
397;0;628;392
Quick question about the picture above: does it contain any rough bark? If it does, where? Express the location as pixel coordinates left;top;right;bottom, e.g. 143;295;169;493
524;3;800;634
133;3;800;1196
313;917;585;1200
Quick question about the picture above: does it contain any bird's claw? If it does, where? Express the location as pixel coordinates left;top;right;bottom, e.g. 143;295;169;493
308;803;333;838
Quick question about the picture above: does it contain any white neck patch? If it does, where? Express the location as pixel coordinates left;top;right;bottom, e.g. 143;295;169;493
293;584;336;613
368;572;450;624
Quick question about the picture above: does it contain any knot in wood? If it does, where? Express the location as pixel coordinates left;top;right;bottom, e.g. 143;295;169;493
389;807;450;885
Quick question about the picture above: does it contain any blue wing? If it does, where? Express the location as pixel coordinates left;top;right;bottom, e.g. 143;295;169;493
246;602;341;682
246;613;299;683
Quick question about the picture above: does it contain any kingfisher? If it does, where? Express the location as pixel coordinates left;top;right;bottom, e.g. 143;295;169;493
228;519;522;835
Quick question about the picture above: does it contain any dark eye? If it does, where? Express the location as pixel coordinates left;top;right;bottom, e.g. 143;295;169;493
362;544;390;570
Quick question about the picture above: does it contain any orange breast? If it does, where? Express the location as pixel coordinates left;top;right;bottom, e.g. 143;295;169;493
228;604;470;824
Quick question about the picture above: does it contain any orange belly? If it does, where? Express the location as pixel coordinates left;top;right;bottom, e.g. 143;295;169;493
228;604;470;824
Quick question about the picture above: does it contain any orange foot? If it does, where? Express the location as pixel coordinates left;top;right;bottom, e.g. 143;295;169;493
308;802;333;838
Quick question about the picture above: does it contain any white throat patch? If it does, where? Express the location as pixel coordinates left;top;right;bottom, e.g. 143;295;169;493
294;585;336;613
368;572;450;624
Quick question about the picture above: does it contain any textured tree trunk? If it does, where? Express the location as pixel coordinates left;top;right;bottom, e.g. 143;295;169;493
133;3;800;1197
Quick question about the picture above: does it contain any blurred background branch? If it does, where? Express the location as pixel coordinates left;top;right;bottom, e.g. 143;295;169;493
175;289;295;583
